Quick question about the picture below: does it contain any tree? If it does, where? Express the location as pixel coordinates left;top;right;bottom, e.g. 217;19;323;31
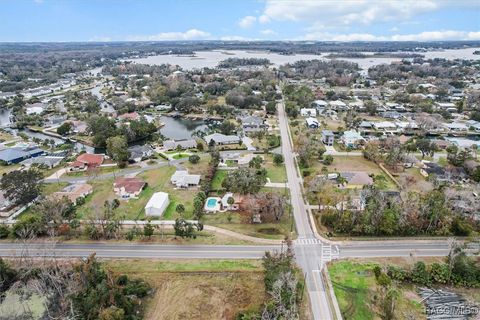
188;154;200;164
87;115;117;148
106;135;129;167
218;120;236;135
0;168;43;205
273;154;284;166
249;155;264;169
323;155;334;165
143;220;155;238
175;203;185;216
266;101;277;114
56;122;72;136
416;139;435;159
222;168;267;194
173;218;203;239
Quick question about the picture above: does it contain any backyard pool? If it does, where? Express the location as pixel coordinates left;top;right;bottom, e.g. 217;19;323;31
204;197;221;212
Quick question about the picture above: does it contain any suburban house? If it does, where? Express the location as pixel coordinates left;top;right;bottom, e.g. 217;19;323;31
300;108;317;117
204;133;240;145
128;145;153;162
221;193;243;211
444;122;468;132
340;130;365;148
435;102;457;113
145;192;169;216
118;112;140;121
51;183;93;204
170;170;201;188
163;139;197;150
71;153;104;171
321;130;335;146
240;116;267;133
113;177;146;199
220;152;263;167
306;117;319;129
313;99;328;111
0;146;45;165
21;156;64;169
329;100;347;111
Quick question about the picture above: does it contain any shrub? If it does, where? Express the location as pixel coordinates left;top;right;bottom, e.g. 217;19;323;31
0;224;10;238
410;261;431;285
430;262;450;284
189;154;200;164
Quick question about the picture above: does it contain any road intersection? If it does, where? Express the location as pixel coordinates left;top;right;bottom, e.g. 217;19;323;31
5;94;474;320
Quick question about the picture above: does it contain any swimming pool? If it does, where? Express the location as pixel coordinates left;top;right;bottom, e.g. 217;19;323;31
204;197;221;212
207;198;217;208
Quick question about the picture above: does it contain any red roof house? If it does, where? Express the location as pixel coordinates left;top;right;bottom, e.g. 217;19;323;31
113;177;146;199
71;153;104;170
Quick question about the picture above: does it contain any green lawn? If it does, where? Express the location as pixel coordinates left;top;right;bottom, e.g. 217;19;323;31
75;166;198;220
211;170;227;190
172;153;189;159
203;208;294;240
264;154;287;183
65;165;126;177
329;260;425;320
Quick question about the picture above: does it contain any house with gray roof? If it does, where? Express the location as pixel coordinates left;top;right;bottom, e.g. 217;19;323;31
0;147;44;165
163;139;197;151
21;156;64;169
241;116;267;133
204;133;240;145
128;145;153;162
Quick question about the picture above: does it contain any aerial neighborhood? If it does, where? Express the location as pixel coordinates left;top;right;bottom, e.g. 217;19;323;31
0;38;479;319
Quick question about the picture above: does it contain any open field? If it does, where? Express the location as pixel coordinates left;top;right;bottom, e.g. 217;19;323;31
329;258;480;320
211;170;227;190
106;259;265;320
203;210;294;240
329;259;425;320
264;153;287;183
75;166;199;220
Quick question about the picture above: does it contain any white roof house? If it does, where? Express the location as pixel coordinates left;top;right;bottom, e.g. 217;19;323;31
204;133;240;145
300;108;317;117
145;192;170;217
329;100;347;110
444;122;468;132
163;139;197;150
306;117;319;128
373;121;398;131
313;100;328;108
170;170;201;188
340;130;365;148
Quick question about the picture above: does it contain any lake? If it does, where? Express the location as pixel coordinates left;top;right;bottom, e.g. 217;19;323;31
127;48;480;72
160;116;208;140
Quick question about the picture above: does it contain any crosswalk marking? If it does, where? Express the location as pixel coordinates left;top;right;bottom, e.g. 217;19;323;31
293;238;322;245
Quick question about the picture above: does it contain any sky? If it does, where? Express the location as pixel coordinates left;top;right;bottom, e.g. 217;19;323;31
0;0;479;42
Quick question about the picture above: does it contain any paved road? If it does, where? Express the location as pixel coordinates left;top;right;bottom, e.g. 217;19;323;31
43;158;187;184
277;98;333;320
0;241;471;259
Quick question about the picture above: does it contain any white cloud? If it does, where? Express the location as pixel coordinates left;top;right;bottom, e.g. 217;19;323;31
238;16;257;28
261;0;478;27
260;29;277;36
389;27;400;32
258;14;271;24
89;36;112;42
301;30;480;42
220;35;251;41
126;29;211;41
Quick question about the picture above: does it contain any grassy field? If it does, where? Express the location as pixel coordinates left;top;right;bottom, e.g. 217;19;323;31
211;170;227;190
106;259;265;320
203;209;294;240
329;259;427;320
264;154;287;183
75;166;199;220
65;165;130;177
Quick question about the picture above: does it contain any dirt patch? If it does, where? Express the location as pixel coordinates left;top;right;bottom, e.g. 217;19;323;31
143;273;265;320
